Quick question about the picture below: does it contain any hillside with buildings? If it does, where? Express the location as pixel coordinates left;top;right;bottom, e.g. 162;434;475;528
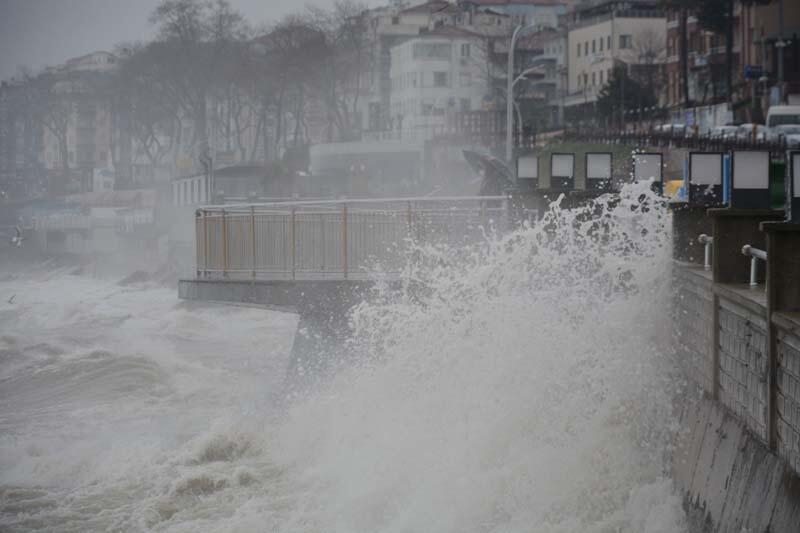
0;0;797;205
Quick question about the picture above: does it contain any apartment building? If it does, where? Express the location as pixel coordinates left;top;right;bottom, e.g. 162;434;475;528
520;27;568;129
665;0;800;120
461;0;570;31
390;26;493;140
361;0;513;138
562;0;666;120
40;52;117;193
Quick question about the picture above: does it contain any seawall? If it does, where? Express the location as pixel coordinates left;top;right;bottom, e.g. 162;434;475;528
671;214;800;531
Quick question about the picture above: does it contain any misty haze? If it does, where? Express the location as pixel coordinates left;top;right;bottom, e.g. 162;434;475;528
2;0;800;532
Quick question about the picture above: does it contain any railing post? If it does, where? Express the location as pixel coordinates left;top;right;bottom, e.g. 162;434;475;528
342;203;348;280
291;206;296;281
749;256;759;287
221;208;228;278
203;210;209;278
250;206;256;280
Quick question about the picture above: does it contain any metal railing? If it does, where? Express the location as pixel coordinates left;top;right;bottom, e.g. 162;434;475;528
195;196;512;280
698;234;713;271
742;245;768;288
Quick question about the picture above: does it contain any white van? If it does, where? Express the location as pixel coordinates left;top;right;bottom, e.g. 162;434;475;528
766;105;800;127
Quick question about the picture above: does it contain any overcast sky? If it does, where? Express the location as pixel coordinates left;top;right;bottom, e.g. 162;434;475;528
0;0;381;81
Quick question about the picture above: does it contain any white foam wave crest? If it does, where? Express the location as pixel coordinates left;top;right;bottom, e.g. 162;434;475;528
0;183;687;532
267;182;686;532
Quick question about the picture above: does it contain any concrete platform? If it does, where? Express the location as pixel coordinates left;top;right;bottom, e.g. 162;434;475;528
178;278;395;316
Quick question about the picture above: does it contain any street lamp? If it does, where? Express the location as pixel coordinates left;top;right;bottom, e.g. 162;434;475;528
506;24;536;169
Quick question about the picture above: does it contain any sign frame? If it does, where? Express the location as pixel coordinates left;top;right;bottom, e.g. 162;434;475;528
585;152;613;192
688;151;725;207
550;152;575;190
516;153;539;189
632;152;664;190
730;150;771;209
789;151;800;223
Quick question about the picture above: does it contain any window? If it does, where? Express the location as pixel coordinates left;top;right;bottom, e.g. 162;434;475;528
600;70;604;84
421;99;434;116
592;72;596;85
619;34;632;49
459;72;472;87
433;71;448;87
461;43;471;57
607;35;611;50
577;42;581;57
460;98;471;112
392;16;399;25
599;38;603;52
584;42;588;55
413;42;451;59
592;40;596;53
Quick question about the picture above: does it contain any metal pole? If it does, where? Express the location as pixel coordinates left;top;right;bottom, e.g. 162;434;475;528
742;244;767;287
221;209;228;277
699;234;713;271
777;0;785;102
290;206;296;280
250;206;256;280
203;210;209;278
342;203;348;279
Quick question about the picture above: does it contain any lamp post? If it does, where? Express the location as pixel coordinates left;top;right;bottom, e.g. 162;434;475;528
776;0;786;102
506;24;536;168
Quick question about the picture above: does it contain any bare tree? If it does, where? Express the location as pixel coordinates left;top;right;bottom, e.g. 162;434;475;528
147;0;249;161
306;1;369;142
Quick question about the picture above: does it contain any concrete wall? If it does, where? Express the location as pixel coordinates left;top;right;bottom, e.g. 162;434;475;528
776;314;800;475
673;393;800;533
673;265;800;531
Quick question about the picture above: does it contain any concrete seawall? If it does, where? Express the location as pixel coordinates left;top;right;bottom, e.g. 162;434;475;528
671;215;800;531
673;393;800;532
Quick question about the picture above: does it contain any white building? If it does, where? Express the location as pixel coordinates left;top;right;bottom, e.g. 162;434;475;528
390;26;493;140
563;0;665;113
360;1;511;138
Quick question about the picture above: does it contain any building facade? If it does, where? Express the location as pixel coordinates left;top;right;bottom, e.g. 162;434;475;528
390;26;495;140
462;0;570;31
563;0;666;122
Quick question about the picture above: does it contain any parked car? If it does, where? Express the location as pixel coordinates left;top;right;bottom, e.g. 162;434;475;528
709;125;739;140
654;123;686;137
769;124;800;147
735;123;768;142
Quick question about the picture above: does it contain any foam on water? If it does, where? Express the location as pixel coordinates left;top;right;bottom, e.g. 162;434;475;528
1;182;686;532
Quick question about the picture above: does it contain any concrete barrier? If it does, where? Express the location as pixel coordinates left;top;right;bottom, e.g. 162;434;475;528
672;209;800;531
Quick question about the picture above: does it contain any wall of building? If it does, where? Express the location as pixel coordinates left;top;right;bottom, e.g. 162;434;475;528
567;16;665;100
390;34;491;141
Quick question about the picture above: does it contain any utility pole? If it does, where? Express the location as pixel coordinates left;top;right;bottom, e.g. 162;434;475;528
776;0;786;103
620;62;626;130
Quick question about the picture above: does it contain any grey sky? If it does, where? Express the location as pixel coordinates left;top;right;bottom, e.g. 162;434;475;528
0;0;381;81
